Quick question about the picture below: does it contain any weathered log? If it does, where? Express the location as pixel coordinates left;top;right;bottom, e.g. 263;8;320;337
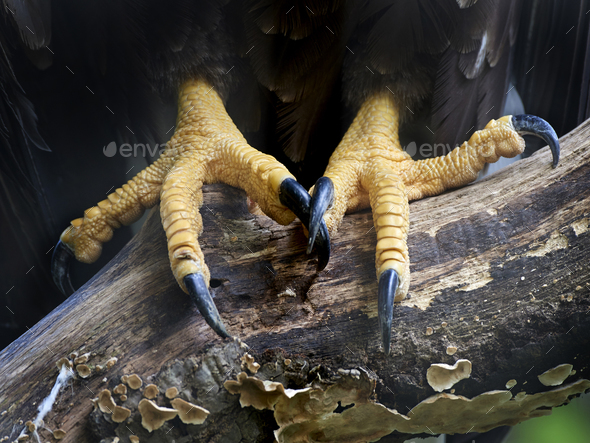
1;120;589;443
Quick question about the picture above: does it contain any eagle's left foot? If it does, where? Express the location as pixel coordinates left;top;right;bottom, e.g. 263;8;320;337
308;93;560;354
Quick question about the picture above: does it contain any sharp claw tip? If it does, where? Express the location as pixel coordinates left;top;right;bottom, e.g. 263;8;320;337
316;252;329;272
305;227;320;255
308;176;334;255
382;334;391;355
511;114;560;168
51;240;75;296
184;273;230;339
378;269;399;358
278;177;331;273
306;234;315;254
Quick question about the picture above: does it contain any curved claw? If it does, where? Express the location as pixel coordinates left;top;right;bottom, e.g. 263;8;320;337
279;178;331;271
51;240;75;296
307;177;334;254
378;269;399;355
184;273;230;339
512;114;560;168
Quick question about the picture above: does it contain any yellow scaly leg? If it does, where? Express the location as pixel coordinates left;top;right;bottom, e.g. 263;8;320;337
308;93;559;353
52;79;330;338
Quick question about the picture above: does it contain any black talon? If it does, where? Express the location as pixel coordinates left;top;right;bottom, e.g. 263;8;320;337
279;178;331;271
512;114;560;168
51;240;75;296
378;269;399;355
307;177;334;254
184;273;230;339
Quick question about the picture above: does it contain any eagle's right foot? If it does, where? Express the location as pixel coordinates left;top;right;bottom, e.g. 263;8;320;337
51;79;330;340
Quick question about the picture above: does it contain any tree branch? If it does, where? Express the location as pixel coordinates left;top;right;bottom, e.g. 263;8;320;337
1;121;589;443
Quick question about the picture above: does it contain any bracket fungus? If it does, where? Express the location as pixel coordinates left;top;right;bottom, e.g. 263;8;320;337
225;372;312;410
105;357;118;369
446;346;458;356
165;387;179;399
112;406;131;423
113;384;127;396
97;390;117;414
138;399;177;432
55;358;72;371
52;429;66;439
76;364;91;378
225;371;590;442
74;353;90;365
170;398;209;425
538;364;573;387
143;384;159;399
126;374;143;390
427;359;472;392
241;353;260;374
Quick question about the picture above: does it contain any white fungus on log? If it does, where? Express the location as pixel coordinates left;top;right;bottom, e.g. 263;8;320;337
241;353;260;374
446;346;457;355
538;364;573;387
505;379;517;389
426;359;472;392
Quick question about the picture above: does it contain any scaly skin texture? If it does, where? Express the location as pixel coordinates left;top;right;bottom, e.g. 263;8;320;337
60;79;295;292
318;92;526;301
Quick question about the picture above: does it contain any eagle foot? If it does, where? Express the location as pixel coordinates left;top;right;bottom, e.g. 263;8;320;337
51;79;330;340
308;93;560;354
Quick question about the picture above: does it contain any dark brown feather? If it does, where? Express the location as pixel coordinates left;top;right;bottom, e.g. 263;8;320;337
245;0;352;161
3;0;51;49
514;0;590;136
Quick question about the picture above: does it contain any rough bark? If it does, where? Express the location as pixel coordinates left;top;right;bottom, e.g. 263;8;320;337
1;120;589;443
